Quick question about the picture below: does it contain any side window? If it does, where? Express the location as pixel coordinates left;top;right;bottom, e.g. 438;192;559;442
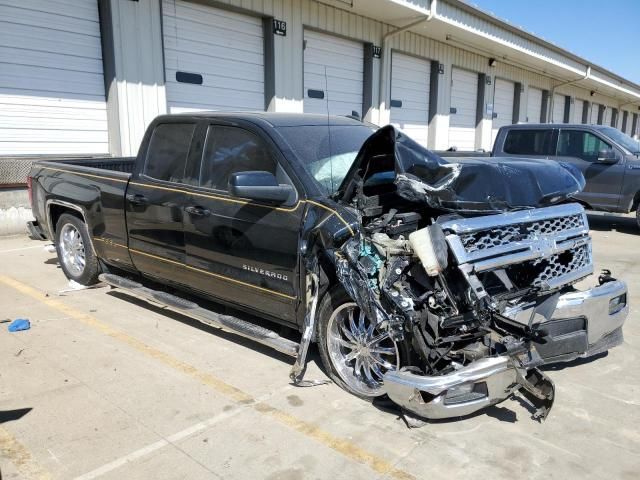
200;126;277;191
557;130;611;161
503;130;553;155
145;123;196;182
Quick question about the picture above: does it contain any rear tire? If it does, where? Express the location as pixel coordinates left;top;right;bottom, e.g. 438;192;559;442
316;287;400;399
55;213;100;285
636;204;640;230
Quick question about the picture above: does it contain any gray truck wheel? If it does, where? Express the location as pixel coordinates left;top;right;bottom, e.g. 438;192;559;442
55;213;100;285
317;287;400;399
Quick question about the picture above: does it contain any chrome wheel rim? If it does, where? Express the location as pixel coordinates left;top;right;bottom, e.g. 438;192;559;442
59;223;86;277
326;302;399;397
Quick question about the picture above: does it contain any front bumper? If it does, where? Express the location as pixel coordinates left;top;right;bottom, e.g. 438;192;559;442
551;279;628;355
384;357;522;420
383;280;628;421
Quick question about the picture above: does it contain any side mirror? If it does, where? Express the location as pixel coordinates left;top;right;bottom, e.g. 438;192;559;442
228;171;293;204
597;148;618;164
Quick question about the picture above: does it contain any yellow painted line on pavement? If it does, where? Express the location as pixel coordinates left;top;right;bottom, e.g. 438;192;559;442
0;425;51;480
0;274;416;480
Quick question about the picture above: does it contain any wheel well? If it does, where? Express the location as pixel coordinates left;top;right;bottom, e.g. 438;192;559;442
49;205;83;235
632;191;640;212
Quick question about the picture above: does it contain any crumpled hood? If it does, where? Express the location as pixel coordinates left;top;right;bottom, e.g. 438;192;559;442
339;125;586;213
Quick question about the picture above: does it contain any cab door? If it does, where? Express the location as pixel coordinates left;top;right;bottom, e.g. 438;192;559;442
126;121;199;285
182;122;304;325
555;129;626;210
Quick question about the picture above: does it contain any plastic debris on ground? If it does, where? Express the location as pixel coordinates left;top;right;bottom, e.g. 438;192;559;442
8;318;31;332
57;280;104;295
44;244;56;253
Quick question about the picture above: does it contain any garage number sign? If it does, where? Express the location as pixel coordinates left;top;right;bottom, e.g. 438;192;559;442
273;19;287;36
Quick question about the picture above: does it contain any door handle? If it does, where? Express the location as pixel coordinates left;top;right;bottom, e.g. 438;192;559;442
126;193;148;205
184;205;211;217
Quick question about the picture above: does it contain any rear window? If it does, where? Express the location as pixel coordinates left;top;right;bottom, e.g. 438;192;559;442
503;129;553;156
145;123;196;182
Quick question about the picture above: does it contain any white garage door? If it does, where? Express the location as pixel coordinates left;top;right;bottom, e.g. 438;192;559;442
448;67;477;151
526;87;542;123
163;0;264;113
604;106;612;126
304;30;363;117
390;52;430;147
491;78;514;145
625;112;634;135
590;103;600;124
552;93;565;123
0;0;108;155
573;99;584;124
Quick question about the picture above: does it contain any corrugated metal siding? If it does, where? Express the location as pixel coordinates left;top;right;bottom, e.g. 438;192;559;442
0;0;108;155
162;0;264;113
390;51;430;147
158;0;625;137
436;1;586;75
2;0;631;161
107;0;166;156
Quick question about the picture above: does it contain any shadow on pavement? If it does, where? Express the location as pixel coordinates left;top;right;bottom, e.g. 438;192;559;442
371;393;529;426
106;290;300;366
0;408;32;424
541;351;608;371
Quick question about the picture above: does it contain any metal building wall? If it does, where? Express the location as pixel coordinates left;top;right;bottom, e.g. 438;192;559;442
104;0;638;154
100;0;167;156
8;0;635;161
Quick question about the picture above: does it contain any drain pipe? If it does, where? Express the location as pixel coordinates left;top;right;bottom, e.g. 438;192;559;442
377;0;437;124
548;65;591;122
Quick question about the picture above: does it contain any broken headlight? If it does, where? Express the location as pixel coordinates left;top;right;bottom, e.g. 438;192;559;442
443;382;488;405
609;293;627;315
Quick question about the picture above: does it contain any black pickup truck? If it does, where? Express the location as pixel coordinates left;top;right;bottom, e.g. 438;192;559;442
27;113;629;421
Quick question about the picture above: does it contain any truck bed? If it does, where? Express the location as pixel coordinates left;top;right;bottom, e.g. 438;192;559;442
28;156;135;258
41;156;136;174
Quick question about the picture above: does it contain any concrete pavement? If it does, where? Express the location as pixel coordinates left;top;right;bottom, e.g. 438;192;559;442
0;214;638;479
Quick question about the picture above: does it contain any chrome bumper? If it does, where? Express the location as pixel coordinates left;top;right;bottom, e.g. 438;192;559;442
552;279;628;350
383;357;522;420
383;281;628;420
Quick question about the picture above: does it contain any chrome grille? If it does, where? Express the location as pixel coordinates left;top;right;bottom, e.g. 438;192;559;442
460;214;585;253
440;204;593;292
531;243;591;288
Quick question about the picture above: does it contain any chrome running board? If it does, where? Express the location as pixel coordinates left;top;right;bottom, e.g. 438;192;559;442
99;273;300;357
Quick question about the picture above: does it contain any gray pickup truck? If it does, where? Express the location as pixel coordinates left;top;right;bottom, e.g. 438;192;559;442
491;124;640;227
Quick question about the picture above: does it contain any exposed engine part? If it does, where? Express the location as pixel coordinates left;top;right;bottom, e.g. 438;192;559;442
323;126;627;423
408;224;448;276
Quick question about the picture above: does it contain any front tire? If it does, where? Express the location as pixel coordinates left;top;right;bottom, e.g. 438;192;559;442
55;213;100;285
317;287;400;399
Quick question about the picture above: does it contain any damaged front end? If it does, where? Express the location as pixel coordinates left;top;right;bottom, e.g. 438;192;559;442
324;126;628;421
